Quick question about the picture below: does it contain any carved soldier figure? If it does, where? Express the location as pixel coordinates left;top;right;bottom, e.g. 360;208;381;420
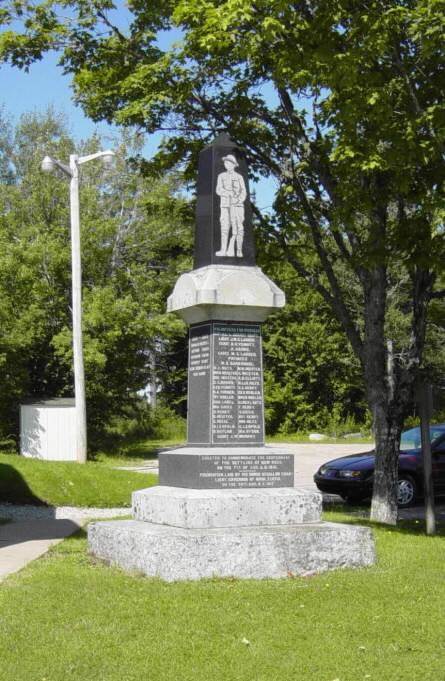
215;154;247;257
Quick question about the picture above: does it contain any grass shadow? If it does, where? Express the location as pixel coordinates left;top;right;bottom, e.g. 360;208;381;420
0;462;47;505
323;500;445;536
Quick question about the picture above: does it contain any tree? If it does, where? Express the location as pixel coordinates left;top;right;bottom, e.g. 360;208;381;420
0;108;192;448
1;1;444;521
260;245;367;436
0;109;73;439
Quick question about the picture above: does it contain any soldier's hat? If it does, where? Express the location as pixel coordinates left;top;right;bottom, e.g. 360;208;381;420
222;154;238;166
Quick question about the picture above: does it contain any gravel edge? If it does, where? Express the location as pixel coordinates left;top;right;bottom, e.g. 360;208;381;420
0;504;131;522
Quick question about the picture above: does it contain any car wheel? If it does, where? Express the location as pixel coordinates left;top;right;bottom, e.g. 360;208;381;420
397;475;417;507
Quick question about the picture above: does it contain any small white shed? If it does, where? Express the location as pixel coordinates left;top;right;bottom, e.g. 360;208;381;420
20;398;77;461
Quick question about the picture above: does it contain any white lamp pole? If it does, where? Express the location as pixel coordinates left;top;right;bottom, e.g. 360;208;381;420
42;149;115;463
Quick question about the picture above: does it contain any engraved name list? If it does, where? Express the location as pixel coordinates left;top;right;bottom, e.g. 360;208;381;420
188;322;264;446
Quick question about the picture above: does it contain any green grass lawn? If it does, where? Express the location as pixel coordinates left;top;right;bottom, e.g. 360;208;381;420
0;453;157;507
93;437;184;465
0;512;443;681
267;433;374;445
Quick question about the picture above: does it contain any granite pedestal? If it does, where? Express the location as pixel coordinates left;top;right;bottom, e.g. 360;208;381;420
88;518;375;581
88;483;375;580
132;485;322;528
88;133;376;580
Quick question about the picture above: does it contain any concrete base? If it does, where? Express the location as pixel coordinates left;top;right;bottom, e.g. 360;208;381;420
88;519;375;581
133;486;322;528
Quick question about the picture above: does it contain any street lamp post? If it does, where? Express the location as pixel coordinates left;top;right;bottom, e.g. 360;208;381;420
42;150;115;463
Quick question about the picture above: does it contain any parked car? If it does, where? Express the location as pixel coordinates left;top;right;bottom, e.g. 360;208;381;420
314;425;445;507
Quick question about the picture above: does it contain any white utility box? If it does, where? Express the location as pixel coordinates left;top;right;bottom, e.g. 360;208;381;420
20;398;77;461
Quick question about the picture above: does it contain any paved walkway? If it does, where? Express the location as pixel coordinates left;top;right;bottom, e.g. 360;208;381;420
0;518;81;581
0;507;130;582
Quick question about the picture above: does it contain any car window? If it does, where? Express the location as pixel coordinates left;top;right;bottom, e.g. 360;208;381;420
433;438;445;452
400;426;445;450
401;427;421;450
431;429;445;442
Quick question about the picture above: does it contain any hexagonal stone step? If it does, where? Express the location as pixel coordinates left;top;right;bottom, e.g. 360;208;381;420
132;486;322;529
88;519;375;581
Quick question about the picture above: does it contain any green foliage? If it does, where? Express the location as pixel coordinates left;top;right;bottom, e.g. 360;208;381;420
150;405;186;441
262;253;367;433
0;108;74;439
97;403;186;452
97;400;158;447
0;437;16;452
0;110;192;447
3;3;439;400
0;452;156;506
424;291;445;387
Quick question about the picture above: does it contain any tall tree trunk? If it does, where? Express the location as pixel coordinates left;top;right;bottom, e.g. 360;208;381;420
361;264;402;524
370;404;402;525
364;265;433;524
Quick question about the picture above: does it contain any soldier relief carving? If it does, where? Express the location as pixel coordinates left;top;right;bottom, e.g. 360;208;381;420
215;154;247;257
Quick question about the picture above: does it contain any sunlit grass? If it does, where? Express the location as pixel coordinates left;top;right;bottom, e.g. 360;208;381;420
0;453;156;507
0;511;443;680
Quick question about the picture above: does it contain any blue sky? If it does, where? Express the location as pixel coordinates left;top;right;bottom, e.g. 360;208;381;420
0;51;115;142
0;15;276;209
0;11;177;156
0;1;181;149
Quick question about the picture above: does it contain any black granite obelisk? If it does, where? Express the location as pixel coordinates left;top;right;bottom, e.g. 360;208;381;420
88;137;375;583
188;134;264;446
161;132;292;486
194;133;256;268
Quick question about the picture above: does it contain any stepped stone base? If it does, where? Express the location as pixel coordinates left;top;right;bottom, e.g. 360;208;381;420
88;519;375;581
133;486;322;528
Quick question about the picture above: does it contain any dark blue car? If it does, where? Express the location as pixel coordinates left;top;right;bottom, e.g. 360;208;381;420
314;425;445;507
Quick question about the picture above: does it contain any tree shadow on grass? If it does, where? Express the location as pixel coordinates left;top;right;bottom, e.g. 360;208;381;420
323;500;445;537
0;463;47;505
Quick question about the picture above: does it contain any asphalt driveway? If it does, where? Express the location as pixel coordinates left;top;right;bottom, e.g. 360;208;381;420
284;442;373;490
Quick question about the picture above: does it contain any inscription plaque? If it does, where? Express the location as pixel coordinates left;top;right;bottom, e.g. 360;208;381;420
199;453;292;488
187;324;211;444
187;321;264;446
159;449;294;489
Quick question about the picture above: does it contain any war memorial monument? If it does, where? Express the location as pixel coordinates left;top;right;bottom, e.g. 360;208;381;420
88;134;375;580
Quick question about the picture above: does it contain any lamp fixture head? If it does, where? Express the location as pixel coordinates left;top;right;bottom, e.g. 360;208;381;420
101;150;115;167
41;156;55;174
